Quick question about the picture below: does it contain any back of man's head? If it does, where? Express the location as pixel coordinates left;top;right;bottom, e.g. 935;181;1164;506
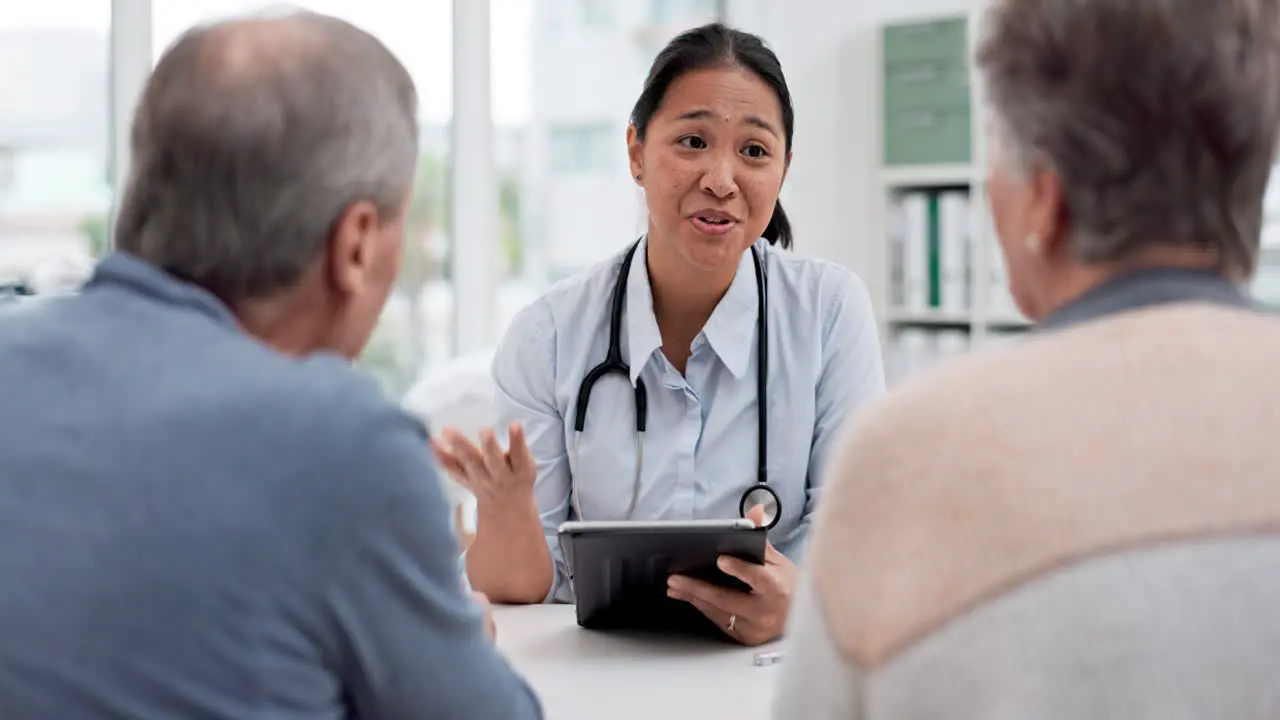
114;10;419;357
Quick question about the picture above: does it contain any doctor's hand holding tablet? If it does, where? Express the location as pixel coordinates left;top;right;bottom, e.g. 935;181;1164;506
432;23;885;646
436;421;796;646
664;504;800;646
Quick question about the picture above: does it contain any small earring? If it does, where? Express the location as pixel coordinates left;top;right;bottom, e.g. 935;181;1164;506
635;173;642;182
1024;233;1042;253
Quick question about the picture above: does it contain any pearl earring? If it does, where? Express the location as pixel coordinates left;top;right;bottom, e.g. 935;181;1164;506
1024;234;1042;253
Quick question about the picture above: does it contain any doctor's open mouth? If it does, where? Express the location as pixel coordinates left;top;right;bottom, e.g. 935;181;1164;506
689;210;739;236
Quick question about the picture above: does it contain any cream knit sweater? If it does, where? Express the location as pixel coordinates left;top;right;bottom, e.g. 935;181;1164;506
774;302;1280;719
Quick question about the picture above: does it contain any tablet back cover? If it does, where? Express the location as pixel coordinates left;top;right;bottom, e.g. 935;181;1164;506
559;525;765;636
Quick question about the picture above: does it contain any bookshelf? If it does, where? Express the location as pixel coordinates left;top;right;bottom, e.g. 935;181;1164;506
871;10;1030;384
867;9;1280;386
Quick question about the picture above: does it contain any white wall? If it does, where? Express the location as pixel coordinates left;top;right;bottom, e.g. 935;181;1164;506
729;0;977;307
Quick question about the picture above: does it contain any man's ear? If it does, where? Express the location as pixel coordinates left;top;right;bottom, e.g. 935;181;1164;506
627;124;643;185
326;199;379;297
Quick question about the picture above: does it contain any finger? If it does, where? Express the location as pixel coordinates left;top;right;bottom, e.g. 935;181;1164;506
470;591;496;641
429;436;468;480
716;554;773;592
764;540;788;564
683;594;735;635
444;428;488;478
478;427;506;477
746;503;766;527
678;594;765;644
506;422;535;477
667;575;754;618
429;435;456;466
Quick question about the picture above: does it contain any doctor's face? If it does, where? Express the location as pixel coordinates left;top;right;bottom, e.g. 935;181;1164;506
628;66;790;275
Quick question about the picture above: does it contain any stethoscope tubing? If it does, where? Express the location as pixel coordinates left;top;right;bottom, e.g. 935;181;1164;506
569;238;781;530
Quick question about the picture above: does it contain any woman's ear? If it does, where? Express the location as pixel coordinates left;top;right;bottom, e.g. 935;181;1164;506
1028;165;1068;256
626;124;643;186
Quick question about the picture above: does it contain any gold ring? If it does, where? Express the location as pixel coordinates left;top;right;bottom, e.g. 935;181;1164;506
727;614;737;633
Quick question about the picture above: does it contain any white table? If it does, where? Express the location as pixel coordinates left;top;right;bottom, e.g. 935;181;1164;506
494;604;781;720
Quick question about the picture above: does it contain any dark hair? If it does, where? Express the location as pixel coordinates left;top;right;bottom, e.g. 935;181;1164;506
629;23;795;249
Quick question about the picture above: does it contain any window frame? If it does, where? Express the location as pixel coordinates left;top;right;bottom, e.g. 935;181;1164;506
109;0;737;366
109;0;498;362
548;122;615;174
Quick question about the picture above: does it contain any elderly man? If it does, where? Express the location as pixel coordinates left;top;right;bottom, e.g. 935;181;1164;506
0;10;541;720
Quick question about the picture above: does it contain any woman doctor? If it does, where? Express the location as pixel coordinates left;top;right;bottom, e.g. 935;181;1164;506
433;23;884;646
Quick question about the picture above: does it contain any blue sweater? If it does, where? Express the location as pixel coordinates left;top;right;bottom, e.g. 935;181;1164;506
0;253;542;719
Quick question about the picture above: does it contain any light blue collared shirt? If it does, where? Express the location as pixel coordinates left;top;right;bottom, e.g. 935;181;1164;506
491;237;885;602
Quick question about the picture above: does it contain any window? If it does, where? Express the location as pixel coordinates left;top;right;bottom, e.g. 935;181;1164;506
152;0;453;398
549;123;616;174
650;0;719;26
0;148;16;192
0;1;112;288
491;0;726;337
579;0;614;28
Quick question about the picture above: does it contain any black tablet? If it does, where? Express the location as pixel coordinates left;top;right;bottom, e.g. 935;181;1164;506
558;519;768;634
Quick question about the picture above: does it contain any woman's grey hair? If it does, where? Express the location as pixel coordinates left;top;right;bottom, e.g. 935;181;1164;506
977;0;1280;276
113;10;419;300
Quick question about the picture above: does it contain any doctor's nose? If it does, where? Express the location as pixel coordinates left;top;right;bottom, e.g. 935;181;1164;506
698;156;739;199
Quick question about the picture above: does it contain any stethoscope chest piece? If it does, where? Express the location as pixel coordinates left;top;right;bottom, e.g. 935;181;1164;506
739;483;782;531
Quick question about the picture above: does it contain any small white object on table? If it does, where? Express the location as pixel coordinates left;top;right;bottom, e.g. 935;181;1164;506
494;604;781;720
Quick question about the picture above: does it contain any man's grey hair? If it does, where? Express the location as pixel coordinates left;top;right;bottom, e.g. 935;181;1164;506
113;9;419;300
976;0;1280;276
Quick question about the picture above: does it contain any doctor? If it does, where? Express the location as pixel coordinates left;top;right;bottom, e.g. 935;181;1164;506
433;23;884;646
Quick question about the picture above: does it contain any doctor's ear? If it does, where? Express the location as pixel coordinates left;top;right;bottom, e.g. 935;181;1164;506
627;124;644;186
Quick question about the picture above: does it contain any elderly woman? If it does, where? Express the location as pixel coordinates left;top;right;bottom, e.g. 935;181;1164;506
772;1;1280;717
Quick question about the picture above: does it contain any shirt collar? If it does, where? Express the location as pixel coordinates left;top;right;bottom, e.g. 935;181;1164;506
1038;266;1255;332
624;236;761;384
699;242;760;379
84;252;238;325
624;237;662;385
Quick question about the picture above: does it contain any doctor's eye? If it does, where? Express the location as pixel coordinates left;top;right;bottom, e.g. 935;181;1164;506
741;143;769;159
678;135;708;150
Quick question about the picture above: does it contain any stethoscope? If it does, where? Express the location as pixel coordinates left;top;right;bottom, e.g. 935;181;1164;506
569;238;781;531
